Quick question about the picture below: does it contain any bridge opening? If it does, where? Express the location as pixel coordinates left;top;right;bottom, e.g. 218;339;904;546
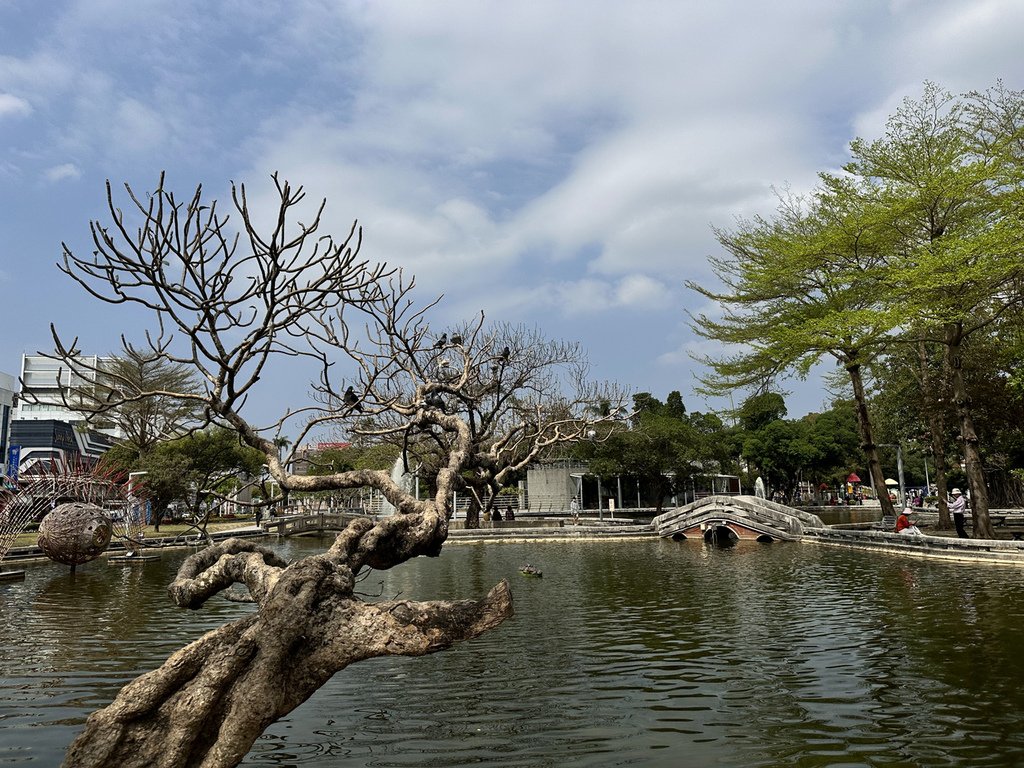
703;525;738;547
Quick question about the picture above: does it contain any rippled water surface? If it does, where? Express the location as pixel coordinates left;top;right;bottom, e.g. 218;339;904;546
3;537;1024;767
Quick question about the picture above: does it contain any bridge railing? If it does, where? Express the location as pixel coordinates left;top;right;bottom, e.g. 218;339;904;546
261;511;372;536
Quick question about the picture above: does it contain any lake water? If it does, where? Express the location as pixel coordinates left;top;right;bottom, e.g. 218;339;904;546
2;536;1024;767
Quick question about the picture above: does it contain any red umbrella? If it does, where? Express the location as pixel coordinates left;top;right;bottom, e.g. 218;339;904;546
847;473;861;483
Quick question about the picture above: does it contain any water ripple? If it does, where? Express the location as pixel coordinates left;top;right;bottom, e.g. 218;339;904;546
4;539;1024;766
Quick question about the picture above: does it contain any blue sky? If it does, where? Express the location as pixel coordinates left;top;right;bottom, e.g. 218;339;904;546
2;0;1023;431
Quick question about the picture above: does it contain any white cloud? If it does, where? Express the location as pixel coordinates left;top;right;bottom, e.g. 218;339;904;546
110;98;169;155
657;337;721;368
0;92;30;118
43;163;81;182
3;0;1024;421
614;275;673;309
487;273;672;317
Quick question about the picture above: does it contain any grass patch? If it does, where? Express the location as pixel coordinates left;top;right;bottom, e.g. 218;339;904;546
8;517;259;549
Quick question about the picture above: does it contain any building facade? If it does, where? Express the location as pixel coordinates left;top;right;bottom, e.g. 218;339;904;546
11;354;121;475
0;370;15;479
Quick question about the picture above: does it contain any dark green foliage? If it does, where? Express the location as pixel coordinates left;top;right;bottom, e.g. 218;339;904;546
738;393;861;500
102;428;266;527
579;392;735;511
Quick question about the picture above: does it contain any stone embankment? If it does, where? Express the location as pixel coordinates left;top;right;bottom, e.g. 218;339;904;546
806;525;1024;564
448;519;654;542
10;509;1024;567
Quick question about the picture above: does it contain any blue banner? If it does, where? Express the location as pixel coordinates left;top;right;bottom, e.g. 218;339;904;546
6;445;20;481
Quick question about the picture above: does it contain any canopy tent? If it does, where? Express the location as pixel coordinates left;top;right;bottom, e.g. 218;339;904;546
846;473;861;483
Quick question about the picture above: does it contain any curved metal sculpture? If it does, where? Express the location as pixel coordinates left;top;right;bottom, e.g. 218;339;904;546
0;484;28;580
0;483;35;567
0;462;148;570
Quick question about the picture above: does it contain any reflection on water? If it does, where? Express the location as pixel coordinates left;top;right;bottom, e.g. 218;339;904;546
3;537;1024;767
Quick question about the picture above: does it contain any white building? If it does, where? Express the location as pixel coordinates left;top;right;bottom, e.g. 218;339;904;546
0;370;16;479
15;354;119;426
11;354;120;474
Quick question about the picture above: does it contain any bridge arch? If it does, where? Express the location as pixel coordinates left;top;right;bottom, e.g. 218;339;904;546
653;495;825;543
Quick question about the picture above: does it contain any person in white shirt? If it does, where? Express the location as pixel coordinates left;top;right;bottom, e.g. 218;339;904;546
949;488;968;538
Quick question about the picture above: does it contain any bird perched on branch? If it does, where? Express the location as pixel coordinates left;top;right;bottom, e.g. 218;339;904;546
425;392;446;412
343;386;362;412
498;346;510;363
434;333;448;349
450;334;463;346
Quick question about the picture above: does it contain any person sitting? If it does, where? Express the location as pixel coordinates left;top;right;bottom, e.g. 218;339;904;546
896;506;922;535
895;507;912;533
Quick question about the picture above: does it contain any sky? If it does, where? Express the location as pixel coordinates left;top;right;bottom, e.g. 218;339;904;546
2;0;1023;433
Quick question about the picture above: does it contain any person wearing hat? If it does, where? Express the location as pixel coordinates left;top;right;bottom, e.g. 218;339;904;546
895;505;913;533
896;505;922;535
949;488;968;538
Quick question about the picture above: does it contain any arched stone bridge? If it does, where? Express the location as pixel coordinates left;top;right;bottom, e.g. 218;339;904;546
261;511;368;536
652;495;825;544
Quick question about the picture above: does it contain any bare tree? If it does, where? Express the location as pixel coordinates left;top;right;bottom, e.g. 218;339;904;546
323;317;618;526
54;175;626;768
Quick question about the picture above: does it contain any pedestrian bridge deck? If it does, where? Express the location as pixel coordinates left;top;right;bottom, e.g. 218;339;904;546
652;495;825;543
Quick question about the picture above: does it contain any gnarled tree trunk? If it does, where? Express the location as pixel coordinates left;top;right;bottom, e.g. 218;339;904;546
63;514;513;768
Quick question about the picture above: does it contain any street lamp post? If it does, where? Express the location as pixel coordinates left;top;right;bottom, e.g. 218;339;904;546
896;443;906;507
585;429;601;521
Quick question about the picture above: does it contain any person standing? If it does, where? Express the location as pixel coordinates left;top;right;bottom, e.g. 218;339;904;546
950;488;968;538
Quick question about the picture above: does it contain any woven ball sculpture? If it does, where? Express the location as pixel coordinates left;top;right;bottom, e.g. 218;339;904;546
38;502;112;566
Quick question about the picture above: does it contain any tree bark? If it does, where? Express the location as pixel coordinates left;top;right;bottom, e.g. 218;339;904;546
845;360;895;517
64;522;513;768
944;322;994;538
930;434;951;527
918;340;951;528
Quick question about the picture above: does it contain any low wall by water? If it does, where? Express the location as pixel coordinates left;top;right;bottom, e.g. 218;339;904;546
805;526;1024;565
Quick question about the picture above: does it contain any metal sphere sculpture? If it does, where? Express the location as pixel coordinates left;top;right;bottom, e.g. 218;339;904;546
37;502;112;566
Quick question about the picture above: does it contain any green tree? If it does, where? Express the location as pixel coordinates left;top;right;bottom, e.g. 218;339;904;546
737;391;786;433
742;418;815;499
102;428;265;531
803;404;863;490
579;392;731;512
851;83;1024;536
688;180;901;515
